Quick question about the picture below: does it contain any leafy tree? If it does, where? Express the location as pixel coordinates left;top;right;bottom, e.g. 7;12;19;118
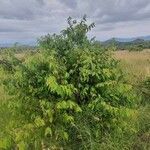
38;15;95;55
0;16;138;149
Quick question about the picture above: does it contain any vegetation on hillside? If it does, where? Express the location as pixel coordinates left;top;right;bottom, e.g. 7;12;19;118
102;38;150;51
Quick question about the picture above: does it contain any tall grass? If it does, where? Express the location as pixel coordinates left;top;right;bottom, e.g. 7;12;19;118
114;50;150;149
114;50;150;84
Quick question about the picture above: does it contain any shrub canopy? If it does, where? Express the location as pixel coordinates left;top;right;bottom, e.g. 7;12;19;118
0;16;137;149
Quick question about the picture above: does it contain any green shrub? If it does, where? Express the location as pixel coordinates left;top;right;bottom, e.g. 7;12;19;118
0;16;138;149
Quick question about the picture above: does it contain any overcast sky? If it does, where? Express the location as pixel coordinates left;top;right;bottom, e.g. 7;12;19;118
0;0;150;43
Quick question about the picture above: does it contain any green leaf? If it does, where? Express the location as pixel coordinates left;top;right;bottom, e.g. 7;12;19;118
34;117;45;127
45;127;52;136
63;131;69;140
17;141;26;150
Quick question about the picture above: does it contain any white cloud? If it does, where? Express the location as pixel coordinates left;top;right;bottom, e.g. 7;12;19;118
0;0;150;42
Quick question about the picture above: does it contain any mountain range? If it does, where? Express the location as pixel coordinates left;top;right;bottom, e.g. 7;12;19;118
0;40;36;48
112;35;150;42
0;35;150;48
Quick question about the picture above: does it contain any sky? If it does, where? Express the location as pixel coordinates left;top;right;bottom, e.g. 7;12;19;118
0;0;150;44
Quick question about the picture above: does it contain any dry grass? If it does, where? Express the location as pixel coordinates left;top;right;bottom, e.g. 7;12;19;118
114;50;150;84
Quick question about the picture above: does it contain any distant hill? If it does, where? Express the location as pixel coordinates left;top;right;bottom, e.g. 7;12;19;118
0;41;36;48
102;38;117;45
101;36;150;51
0;43;13;48
114;35;150;42
132;39;145;44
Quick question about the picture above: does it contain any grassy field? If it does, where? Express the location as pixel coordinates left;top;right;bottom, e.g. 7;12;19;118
114;50;150;149
114;50;150;84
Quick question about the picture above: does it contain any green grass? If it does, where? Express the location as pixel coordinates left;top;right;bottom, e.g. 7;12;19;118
114;50;150;149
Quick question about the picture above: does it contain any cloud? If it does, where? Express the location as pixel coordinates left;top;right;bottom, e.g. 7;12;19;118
58;0;77;9
0;0;150;43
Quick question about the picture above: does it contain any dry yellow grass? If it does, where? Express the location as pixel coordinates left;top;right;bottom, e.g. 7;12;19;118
114;50;150;84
